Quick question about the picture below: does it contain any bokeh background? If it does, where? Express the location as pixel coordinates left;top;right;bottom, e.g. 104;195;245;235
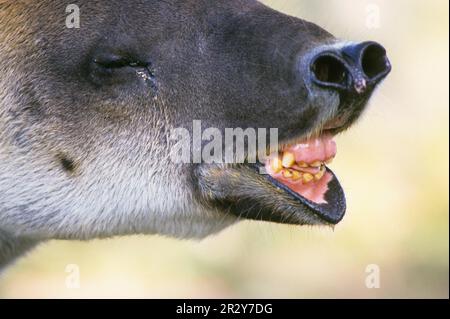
0;0;448;298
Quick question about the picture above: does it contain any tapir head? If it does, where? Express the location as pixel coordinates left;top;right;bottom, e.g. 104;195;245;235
0;0;391;240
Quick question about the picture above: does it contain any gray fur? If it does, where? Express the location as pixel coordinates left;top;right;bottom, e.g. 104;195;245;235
0;0;387;269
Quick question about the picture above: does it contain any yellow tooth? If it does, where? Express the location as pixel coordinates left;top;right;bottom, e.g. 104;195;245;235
303;173;314;183
310;161;322;168
270;157;283;173
282;169;293;179
315;167;325;180
292;170;302;181
282;152;296;168
297;162;308;168
325;158;334;165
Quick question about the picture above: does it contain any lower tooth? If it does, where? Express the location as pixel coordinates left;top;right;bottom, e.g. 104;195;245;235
282;169;293;178
315;168;325;180
292;171;302;181
303;173;314;183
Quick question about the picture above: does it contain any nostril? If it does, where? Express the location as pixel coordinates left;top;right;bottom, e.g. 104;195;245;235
311;55;348;89
361;43;391;80
309;42;391;93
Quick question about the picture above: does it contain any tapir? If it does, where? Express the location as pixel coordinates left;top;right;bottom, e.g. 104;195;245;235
0;0;391;269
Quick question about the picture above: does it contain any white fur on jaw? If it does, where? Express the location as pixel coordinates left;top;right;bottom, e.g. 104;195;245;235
0;151;236;240
0;145;237;269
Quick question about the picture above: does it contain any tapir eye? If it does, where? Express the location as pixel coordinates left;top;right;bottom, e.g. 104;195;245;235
94;55;150;69
89;53;155;89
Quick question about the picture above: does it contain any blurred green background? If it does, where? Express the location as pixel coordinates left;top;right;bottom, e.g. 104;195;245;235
0;0;448;298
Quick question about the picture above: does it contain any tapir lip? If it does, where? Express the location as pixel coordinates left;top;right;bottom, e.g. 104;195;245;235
195;161;347;226
251;163;346;224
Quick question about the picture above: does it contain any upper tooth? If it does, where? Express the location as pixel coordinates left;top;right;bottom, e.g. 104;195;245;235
297;162;308;168
325;158;334;165
310;161;322;168
282;152;296;168
270;158;283;173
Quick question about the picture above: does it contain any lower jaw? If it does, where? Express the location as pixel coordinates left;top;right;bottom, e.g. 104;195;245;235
252;162;347;224
194;161;346;226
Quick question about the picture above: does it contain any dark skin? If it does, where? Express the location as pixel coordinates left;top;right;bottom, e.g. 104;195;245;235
9;0;336;139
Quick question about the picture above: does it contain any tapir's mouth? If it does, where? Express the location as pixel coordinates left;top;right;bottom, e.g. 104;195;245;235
256;133;346;224
266;135;337;205
195;130;347;226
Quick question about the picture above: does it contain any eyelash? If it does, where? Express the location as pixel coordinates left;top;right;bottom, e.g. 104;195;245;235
90;55;157;93
94;58;150;69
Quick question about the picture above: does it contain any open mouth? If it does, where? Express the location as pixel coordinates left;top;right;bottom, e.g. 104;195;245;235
266;135;336;204
258;133;346;224
196;129;347;226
